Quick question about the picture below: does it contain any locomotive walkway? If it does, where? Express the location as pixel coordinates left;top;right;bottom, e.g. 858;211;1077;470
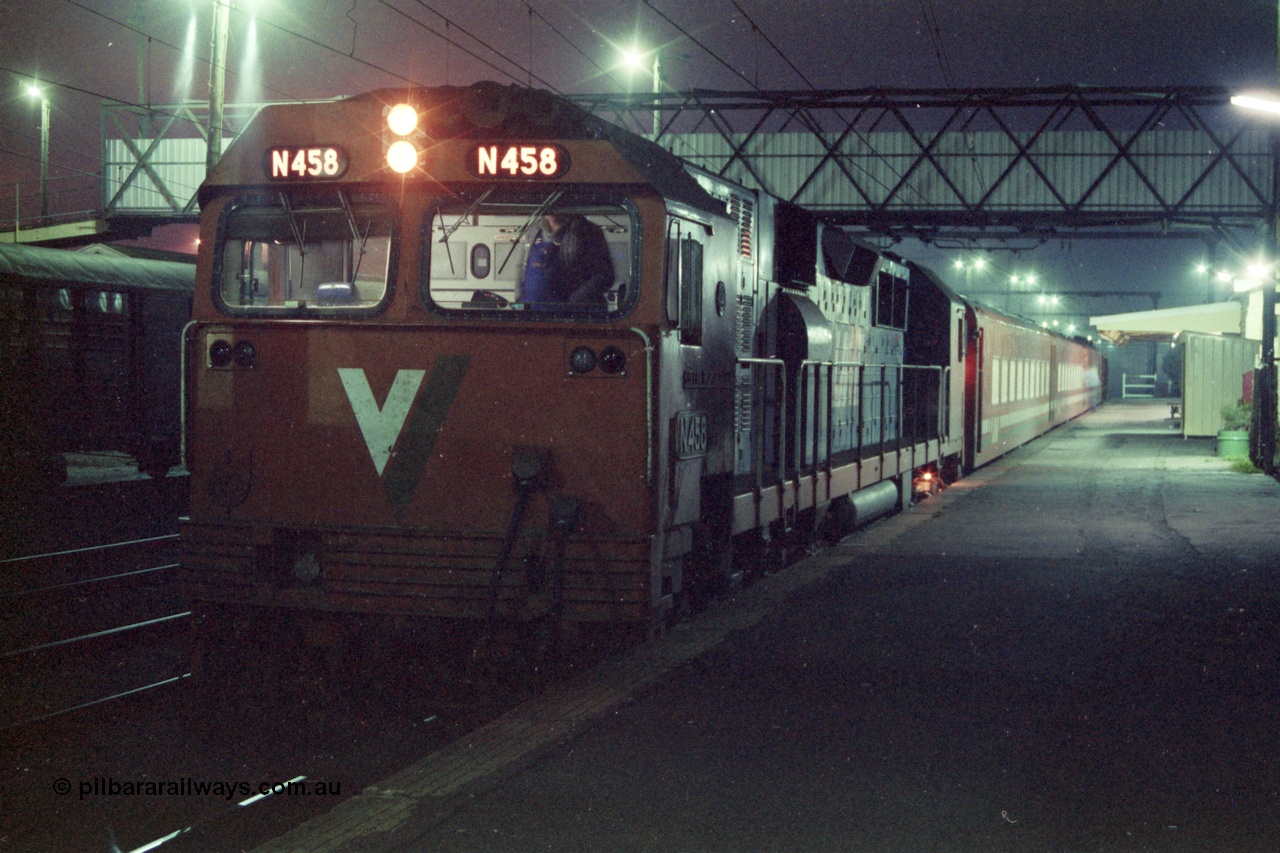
253;401;1280;852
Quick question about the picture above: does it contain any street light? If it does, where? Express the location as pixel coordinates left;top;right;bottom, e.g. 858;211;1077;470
207;0;231;172
621;46;660;138
1230;93;1280;116
1229;89;1279;473
25;82;49;218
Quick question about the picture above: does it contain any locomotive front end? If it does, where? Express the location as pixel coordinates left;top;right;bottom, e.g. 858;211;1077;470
182;87;678;687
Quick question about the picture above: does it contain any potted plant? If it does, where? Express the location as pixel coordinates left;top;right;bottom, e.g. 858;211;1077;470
1217;402;1251;458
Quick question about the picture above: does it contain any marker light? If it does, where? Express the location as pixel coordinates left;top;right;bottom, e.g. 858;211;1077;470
209;339;233;367
569;346;598;374
599;345;627;375
387;140;418;174
233;340;257;368
387;103;419;136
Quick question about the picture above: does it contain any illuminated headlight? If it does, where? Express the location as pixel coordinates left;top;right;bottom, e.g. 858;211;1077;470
386;140;418;174
386;103;419;136
569;346;597;374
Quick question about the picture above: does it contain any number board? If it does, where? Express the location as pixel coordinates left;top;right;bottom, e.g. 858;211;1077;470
469;144;569;180
265;146;349;180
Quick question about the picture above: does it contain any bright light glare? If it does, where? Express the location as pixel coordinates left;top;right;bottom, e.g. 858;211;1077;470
387;103;418;136
1231;93;1280;117
953;259;964;269
1216;270;1233;283
25;83;42;99
386;140;418;173
622;47;648;71
1247;261;1273;279
973;258;987;270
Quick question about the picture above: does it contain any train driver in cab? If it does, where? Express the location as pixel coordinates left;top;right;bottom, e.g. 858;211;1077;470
518;212;615;310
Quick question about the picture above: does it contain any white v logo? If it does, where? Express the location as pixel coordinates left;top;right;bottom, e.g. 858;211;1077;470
338;368;427;476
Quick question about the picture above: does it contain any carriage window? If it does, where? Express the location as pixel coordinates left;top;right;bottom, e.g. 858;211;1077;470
214;192;395;315
422;191;636;318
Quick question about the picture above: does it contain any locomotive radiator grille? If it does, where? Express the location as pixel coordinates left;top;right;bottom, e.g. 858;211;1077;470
179;520;652;623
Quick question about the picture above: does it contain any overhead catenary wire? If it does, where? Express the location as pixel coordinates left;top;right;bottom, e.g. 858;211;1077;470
704;0;924;210
59;0;305;103
914;0;989;198
642;0;760;91
525;2;625;90
385;0;561;92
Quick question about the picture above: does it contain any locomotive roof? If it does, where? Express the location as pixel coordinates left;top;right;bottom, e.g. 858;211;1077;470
201;82;724;218
0;242;195;293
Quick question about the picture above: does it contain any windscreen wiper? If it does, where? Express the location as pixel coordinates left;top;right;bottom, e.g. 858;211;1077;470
338;190;373;281
437;190;493;276
496;189;563;277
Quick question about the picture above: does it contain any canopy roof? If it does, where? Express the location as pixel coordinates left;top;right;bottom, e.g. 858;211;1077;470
0;242;194;293
1090;302;1242;345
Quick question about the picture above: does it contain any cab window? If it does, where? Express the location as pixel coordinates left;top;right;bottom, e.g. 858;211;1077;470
422;190;636;319
214;191;395;315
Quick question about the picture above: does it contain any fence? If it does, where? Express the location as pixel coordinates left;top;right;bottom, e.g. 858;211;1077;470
1121;373;1157;399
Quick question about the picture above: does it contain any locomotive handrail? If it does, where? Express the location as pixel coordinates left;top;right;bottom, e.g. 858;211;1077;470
630;327;655;488
179;320;198;469
797;361;947;487
737;357;787;497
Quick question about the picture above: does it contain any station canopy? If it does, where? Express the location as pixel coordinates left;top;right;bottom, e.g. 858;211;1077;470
1090;302;1243;346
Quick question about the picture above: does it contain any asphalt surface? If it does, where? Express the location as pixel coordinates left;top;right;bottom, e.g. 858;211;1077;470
259;402;1280;852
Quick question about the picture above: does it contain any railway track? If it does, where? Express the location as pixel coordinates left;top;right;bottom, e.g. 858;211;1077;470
0;531;521;852
0;534;188;731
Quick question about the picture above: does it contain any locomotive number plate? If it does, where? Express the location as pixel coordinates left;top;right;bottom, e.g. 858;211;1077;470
469;144;569;179
673;410;709;460
265;146;349;180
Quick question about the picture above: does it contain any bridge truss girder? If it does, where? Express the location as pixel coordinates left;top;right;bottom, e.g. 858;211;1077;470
571;86;1272;247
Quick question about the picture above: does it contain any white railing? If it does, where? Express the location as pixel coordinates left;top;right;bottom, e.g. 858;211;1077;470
1122;373;1157;399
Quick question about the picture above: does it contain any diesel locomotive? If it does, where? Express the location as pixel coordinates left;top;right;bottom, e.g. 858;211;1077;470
179;83;1100;683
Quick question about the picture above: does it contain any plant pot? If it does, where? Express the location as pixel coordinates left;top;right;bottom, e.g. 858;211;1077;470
1217;429;1249;458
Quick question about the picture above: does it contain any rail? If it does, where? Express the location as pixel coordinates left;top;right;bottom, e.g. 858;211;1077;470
0;534;188;730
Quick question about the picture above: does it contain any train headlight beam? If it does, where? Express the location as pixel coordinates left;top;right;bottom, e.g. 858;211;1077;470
387;140;418;174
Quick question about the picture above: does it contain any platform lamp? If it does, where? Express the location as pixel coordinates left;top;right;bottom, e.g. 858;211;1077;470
1230;91;1280;474
25;82;49;219
205;0;231;173
621;46;660;139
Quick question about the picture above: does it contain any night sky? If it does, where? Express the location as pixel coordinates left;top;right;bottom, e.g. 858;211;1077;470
1;0;1277;320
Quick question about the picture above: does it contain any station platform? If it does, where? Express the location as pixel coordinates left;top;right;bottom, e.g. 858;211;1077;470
254;402;1280;852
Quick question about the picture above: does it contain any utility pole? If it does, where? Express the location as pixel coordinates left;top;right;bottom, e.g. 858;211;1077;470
25;83;50;219
206;0;230;173
1262;1;1280;473
37;94;49;218
651;51;661;140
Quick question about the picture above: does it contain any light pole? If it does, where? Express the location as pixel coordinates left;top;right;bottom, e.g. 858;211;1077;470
206;0;231;172
622;46;660;139
26;83;49;219
1230;90;1280;474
